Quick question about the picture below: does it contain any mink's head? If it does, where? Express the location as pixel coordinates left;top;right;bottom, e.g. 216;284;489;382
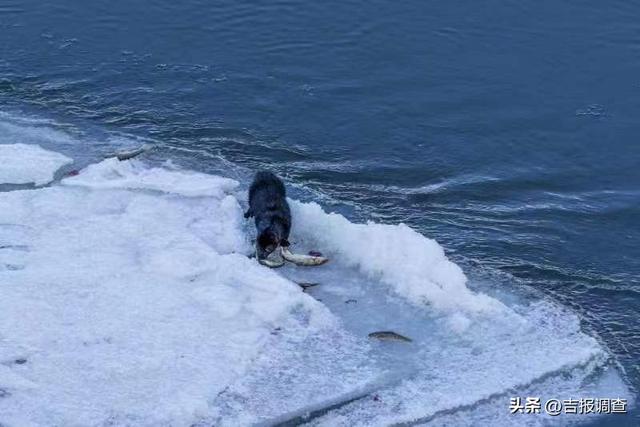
257;228;280;259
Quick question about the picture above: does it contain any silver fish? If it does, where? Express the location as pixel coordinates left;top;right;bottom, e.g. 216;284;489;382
258;258;285;268
108;143;154;161
281;247;328;266
257;249;285;268
297;282;320;291
368;331;413;342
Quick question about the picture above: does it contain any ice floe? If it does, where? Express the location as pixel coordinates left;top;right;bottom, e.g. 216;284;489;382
0;143;633;426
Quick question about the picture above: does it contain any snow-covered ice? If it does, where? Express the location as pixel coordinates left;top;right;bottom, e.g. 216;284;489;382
0;156;378;426
0;141;633;426
63;158;239;198
0;143;72;186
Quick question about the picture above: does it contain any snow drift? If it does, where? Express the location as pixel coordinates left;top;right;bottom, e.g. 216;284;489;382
290;201;504;316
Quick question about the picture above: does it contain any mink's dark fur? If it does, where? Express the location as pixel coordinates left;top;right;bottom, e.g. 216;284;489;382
245;171;291;260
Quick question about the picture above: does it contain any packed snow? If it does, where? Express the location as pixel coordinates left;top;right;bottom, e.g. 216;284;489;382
0;155;383;426
0;143;72;186
290;201;504;317
0;139;633;426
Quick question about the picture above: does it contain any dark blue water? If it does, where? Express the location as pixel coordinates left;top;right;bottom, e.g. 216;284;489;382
1;1;639;424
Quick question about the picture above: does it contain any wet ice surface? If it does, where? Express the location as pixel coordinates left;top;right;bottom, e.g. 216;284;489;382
277;256;630;426
0;143;72;186
0;145;633;426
